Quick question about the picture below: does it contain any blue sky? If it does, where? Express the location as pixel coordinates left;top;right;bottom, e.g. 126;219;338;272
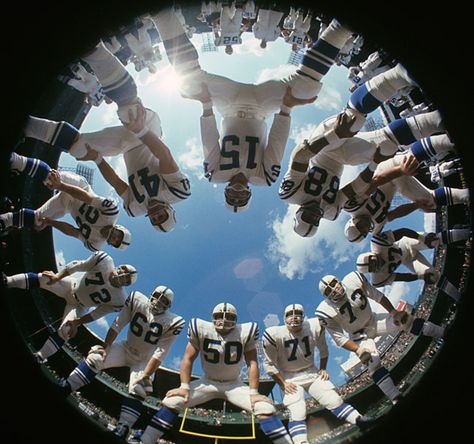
54;32;429;386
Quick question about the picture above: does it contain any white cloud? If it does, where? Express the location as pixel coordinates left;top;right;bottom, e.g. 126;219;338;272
382;281;411;309
178;137;205;179
100;102;120;126
234;35;267;57
263;313;280;328
267;206;365;280
93;317;110;334
55;250;66;269
256;64;297;84
170;355;182;370
314;85;344;112
289;123;319;146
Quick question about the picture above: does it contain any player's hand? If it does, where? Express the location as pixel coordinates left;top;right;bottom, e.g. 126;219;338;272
124;102;147;134
42;270;59;285
282;86;317;108
64;319;79;339
44;169;62;190
166;387;190;403
400;153;419;176
424;232;439;249
181;83;211;104
250;393;272;408
34;216;52;231
355;347;372;365
318;369;329;381
334;111;359;138
282;381;298;394
390;309;409;327
78;143;101;162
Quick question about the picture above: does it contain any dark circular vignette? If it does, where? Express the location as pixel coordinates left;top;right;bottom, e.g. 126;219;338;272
0;1;472;443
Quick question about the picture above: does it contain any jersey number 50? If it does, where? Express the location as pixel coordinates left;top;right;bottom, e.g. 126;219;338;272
203;338;243;365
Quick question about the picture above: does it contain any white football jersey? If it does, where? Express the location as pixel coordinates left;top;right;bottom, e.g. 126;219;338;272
315;271;385;347
188;319;259;382
369;230;412;286
279;152;344;221
111;291;185;361
285;31;306;48
202;113;289;186
262;318;328;377
120;144;191;217
59;171;120;251
72;251;127;319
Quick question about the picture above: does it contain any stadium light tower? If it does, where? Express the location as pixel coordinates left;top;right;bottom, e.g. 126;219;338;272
58;164;95;187
201;32;218;52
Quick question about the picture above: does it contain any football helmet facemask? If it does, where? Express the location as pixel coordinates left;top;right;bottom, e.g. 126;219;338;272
212;302;238;333
149;285;174;315
319;275;346;304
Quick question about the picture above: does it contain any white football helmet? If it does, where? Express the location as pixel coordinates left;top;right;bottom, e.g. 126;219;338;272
356;252;379;273
149;285;174;315
293;201;323;237
224;183;252;213
344;215;373;243
212;302;238;333
113;224;132;250
147;200;177;232
111;264;137;287
284;304;304;330
319;275;346;304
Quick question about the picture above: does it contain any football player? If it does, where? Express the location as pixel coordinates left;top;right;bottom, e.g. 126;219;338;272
282;10;313;52
0;168;131;251
214;3;244;54
154;7;354;212
24;41;190;232
58;285;185;440
344;151;469;243
263;304;377;443
2;251;136;363
316;272;445;403
356;227;471;286
138;303;293;444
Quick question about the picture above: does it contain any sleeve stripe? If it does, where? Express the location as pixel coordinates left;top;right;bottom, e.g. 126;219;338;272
191;318;199;344
315;310;332;319
247;322;257;344
371;235;391;247
373;276;390;286
263;170;277;186
125;204;135;217
167;186;191;199
101;208;120;216
86;241;98;252
279;181;302;200
169;317;186;331
263;331;276;346
95;252;108;265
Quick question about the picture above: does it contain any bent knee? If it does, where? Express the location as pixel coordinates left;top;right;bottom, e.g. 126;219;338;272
254;401;276;416
162;395;185;412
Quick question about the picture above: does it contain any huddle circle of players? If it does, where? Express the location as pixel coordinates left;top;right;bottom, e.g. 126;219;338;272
1;4;469;444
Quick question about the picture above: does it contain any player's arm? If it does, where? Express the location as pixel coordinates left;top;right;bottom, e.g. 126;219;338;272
76;141;128;196
46;169;96;205
122;103;179;174
246;347;274;407
365;152;419;196
315;324;330;380
262;331;298;394
289;112;358;173
41;252;104;285
340;148;386;201
341;339;373;366
392;227;419;241
165;342;199;403
386;202;420;222
36;217;81;239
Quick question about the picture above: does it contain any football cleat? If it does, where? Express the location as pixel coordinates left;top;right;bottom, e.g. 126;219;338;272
56;378;72;397
356;415;379;431
112;423;130;439
33;352;47;364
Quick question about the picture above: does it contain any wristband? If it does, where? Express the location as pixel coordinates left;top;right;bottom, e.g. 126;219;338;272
134;126;150;138
180;383;190;390
323;129;340;144
280;104;291;115
202;101;213;111
94;154;103;165
249;388;259;395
